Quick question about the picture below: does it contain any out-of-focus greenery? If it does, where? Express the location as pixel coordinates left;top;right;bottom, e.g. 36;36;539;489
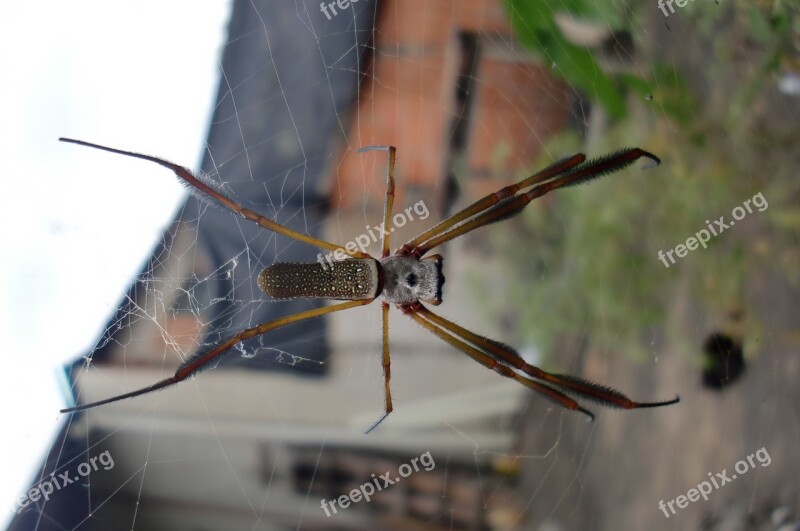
486;0;799;361
504;0;628;119
504;0;797;123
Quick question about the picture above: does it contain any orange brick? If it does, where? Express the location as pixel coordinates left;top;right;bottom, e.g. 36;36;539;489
466;48;570;197
333;1;459;210
374;0;453;48
330;0;568;209
455;0;511;33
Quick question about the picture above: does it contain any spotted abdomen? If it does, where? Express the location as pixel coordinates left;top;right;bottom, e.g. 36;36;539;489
258;259;381;300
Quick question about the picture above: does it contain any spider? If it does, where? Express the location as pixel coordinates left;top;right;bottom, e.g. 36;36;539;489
58;138;679;432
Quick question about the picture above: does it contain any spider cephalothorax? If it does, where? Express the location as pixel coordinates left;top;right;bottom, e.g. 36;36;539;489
59;139;678;432
379;254;443;305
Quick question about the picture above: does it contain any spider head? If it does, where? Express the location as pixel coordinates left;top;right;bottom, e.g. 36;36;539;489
379;254;444;306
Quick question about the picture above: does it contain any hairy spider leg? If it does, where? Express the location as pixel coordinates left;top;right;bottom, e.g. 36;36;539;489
399;153;587;256
413;304;679;414
404;304;595;419
61;300;370;413
365;301;393;434
58;138;369;258
408;148;660;257
356;146;397;433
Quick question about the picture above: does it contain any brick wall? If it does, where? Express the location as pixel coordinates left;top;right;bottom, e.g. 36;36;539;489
330;0;570;212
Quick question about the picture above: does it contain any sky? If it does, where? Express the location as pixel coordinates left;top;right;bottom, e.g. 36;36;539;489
0;1;231;525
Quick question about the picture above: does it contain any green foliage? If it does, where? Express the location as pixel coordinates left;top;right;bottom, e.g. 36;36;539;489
483;0;799;361
485;0;799;361
504;0;628;119
483;131;771;361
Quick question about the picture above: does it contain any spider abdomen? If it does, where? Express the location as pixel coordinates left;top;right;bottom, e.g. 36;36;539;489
258;259;381;300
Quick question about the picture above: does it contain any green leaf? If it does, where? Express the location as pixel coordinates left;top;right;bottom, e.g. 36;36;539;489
505;0;627;119
556;0;625;28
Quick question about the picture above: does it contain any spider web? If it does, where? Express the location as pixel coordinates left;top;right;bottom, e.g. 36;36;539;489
8;0;800;530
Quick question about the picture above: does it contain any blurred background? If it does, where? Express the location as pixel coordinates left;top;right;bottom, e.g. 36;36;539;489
4;0;799;529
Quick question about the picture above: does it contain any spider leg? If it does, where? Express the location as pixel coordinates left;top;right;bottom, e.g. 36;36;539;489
357;146;396;258
402;302;595;419
355;147;396;433
59;138;370;258
365;302;394;433
61;299;371;413
406;148;660;257
415;304;679;411
399;153;586;256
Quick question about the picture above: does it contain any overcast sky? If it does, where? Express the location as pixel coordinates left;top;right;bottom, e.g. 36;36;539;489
0;1;230;524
